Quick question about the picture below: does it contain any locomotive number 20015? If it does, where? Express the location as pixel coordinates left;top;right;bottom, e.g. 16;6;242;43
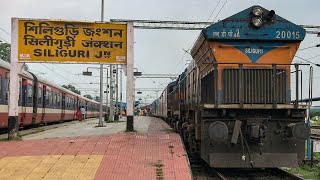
276;31;300;39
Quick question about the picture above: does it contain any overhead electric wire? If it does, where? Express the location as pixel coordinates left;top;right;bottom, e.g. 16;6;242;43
135;63;163;87
299;44;320;51
40;64;81;86
0;36;9;43
175;0;224;74
0;28;10;37
295;56;320;67
0;28;11;43
213;0;229;22
206;0;221;22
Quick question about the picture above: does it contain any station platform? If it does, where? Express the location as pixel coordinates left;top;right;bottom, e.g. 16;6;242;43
0;116;192;180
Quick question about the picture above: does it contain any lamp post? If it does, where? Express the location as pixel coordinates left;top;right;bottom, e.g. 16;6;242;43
115;65;119;121
119;67;123;118
105;68;109;121
109;65;114;121
97;0;105;127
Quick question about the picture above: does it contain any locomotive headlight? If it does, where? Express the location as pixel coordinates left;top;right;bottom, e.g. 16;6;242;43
251;17;263;28
252;7;263;16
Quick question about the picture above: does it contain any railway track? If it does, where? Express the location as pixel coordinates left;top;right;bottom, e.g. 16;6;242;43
209;168;304;180
190;153;304;180
311;125;320;140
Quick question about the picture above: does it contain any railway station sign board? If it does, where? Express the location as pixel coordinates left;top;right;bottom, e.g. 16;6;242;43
16;19;127;64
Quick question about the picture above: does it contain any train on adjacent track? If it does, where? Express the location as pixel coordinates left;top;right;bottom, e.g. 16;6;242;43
150;6;311;168
0;58;102;129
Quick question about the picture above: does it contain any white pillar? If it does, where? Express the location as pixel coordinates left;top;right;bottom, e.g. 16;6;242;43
109;65;114;121
105;67;109;121
119;68;123;118
98;63;104;126
8;18;21;140
115;65;119;120
97;0;104;127
126;22;134;131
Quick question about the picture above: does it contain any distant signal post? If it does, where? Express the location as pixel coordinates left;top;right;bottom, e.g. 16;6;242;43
9;18;135;139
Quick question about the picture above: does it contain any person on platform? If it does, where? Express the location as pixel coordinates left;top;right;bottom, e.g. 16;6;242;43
76;106;82;121
81;106;86;120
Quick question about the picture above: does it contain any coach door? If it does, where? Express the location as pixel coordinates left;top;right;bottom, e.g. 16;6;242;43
41;85;46;123
21;78;28;125
61;93;66;120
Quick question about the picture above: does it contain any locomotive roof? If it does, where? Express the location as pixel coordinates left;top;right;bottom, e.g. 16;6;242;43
202;5;306;41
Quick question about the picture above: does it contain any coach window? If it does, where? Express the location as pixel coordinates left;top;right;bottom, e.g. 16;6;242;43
27;85;33;105
53;93;57;107
38;87;42;105
46;90;49;105
0;76;2;101
51;91;54;106
66;97;69;108
49;91;52;106
18;82;21;104
71;99;74;109
57;95;60;107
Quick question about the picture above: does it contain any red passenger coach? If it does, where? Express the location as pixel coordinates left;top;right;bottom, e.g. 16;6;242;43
0;58;101;130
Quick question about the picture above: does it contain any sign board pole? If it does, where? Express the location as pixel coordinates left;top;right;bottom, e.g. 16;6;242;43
98;63;104;126
119;68;123;118
8;18;21;140
109;65;114;121
105;68;109;121
126;22;134;131
97;0;104;127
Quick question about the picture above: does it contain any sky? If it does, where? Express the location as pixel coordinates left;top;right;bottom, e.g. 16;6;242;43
0;0;320;105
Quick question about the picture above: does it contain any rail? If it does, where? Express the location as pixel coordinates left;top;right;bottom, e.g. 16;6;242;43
210;168;304;180
310;126;320;140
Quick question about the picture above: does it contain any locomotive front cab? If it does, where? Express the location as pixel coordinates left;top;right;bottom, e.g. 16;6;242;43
191;6;311;168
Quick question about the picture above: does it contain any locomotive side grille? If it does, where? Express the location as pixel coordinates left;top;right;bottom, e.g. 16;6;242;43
223;69;287;104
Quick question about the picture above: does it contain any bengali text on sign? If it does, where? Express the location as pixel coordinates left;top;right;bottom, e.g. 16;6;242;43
17;19;127;64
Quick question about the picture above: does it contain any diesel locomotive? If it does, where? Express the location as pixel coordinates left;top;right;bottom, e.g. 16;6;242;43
151;6;311;168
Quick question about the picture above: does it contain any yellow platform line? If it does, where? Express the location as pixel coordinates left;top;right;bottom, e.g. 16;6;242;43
0;155;103;180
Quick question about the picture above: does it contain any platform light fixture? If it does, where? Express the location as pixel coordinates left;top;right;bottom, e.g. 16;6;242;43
83;71;92;76
134;72;142;76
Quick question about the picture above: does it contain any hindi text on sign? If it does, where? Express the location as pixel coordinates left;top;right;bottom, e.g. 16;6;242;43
18;19;127;64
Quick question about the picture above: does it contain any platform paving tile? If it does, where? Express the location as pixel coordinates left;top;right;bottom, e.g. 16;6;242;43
0;117;192;180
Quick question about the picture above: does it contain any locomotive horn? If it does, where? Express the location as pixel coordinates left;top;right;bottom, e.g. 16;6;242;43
266;10;275;21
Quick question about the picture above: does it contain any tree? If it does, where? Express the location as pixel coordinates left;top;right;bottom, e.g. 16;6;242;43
62;84;81;95
84;94;93;100
0;43;10;62
0;42;28;71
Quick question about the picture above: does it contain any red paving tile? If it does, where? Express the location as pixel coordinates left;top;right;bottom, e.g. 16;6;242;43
0;118;192;180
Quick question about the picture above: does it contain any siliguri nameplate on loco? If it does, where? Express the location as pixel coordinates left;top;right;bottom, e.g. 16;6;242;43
16;18;127;64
